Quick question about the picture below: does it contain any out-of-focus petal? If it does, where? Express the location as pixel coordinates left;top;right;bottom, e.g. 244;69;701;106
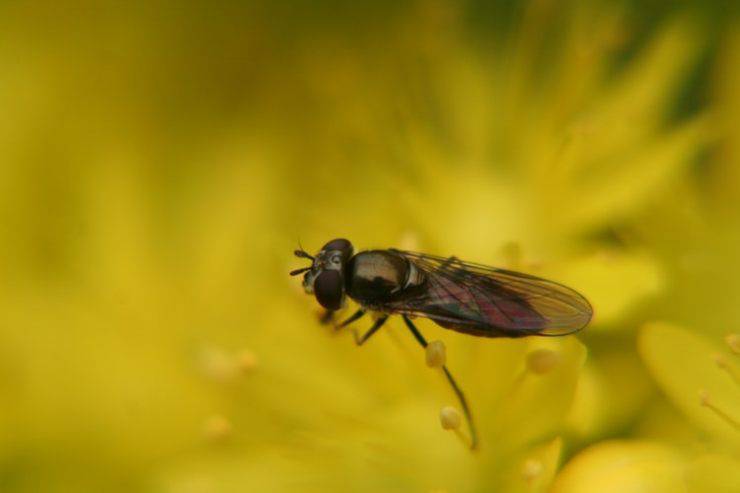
639;322;740;447
685;454;740;493
567;348;653;439
492;337;587;448
548;250;663;327
551;441;687;493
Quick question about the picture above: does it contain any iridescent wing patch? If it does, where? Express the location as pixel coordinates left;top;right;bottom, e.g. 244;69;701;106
385;250;592;338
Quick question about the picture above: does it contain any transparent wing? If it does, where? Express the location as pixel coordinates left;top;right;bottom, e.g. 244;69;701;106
386;250;592;337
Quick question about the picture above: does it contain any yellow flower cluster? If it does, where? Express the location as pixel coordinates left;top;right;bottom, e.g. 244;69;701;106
0;1;737;492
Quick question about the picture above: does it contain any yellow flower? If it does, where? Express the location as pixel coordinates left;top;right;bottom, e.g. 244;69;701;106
549;322;740;493
639;322;740;447
0;1;726;492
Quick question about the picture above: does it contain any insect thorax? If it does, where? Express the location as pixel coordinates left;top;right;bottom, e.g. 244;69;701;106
346;250;424;303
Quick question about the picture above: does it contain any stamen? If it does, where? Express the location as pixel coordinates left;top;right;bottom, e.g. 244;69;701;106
237;349;258;373
203;414;233;441
713;353;740;386
698;389;740;430
200;346;258;380
200;347;236;381
726;333;740;355
440;405;470;448
398;230;420;251
426;340;447;368
521;459;544;483
526;349;560;375
440;406;462;430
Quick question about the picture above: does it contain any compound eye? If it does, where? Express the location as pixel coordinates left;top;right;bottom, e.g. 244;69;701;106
321;238;354;260
314;270;344;310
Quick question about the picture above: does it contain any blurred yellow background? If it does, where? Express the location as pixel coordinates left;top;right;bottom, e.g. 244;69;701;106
1;1;739;492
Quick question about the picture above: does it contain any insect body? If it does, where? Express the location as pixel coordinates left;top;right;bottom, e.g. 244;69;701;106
346;250;425;307
291;238;593;449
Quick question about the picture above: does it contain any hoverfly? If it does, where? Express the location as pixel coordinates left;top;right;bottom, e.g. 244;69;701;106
291;238;592;450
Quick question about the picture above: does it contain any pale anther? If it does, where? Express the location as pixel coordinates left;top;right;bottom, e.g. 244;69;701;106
426;340;447;368
526;349;560;374
440;406;462;430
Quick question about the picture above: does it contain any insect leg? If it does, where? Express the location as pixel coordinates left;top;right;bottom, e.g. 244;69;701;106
354;316;388;346
338;309;366;328
318;310;335;325
402;315;478;450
